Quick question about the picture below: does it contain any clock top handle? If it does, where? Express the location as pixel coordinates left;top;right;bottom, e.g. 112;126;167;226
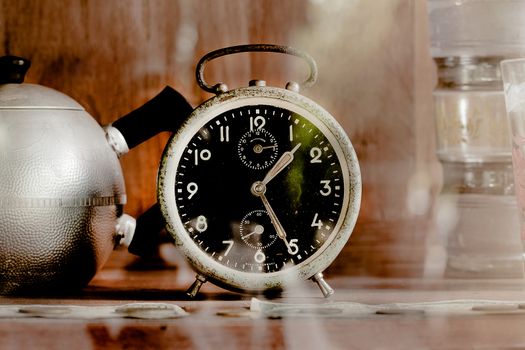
195;44;318;94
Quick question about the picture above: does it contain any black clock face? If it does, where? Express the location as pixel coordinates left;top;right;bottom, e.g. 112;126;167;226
173;103;348;274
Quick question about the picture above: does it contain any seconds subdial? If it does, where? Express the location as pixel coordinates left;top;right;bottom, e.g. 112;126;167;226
240;210;278;250
237;129;278;170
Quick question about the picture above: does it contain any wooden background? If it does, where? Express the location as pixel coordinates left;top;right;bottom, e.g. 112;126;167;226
0;0;438;277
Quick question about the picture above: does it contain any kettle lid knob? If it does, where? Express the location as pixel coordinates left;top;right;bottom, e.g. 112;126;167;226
0;56;31;84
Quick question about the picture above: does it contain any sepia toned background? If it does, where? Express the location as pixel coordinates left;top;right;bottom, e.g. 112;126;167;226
0;0;438;277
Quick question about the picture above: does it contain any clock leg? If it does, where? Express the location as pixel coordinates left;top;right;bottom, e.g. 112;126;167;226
311;272;334;298
186;274;207;298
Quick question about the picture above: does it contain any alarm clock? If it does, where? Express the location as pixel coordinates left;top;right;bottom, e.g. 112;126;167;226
157;45;361;297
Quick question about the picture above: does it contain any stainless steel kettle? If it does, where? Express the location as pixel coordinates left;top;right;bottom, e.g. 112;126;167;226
0;56;192;294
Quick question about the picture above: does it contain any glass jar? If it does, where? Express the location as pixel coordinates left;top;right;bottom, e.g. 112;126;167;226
433;57;523;278
428;0;525;277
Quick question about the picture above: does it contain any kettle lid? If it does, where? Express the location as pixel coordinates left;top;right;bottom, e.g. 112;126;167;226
0;55;84;110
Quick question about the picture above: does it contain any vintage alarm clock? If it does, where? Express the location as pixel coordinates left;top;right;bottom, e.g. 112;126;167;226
137;45;361;297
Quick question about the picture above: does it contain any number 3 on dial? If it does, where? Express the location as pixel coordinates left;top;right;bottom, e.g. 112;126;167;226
320;180;332;196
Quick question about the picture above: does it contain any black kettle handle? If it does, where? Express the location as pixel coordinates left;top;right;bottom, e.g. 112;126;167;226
111;86;193;257
112;86;193;149
128;203;168;258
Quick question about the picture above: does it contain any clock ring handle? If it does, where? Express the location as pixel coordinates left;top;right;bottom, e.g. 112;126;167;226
196;44;318;94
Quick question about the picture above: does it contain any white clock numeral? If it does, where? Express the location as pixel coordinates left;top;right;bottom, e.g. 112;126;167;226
320;180;332;196
310;147;322;163
187;182;198;199
195;215;208;233
289;125;294;141
254;250;266;263
220;126;230;142
222;240;234;256
311;213;323;228
288;239;299;255
194;149;211;165
250;116;266;131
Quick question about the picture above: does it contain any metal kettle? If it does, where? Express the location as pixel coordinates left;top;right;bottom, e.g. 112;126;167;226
0;56;192;294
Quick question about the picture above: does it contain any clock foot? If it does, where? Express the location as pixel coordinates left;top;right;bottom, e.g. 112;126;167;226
186;274;207;298
312;272;334;298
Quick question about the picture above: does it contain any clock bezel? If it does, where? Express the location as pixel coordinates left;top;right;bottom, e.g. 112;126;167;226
157;86;361;293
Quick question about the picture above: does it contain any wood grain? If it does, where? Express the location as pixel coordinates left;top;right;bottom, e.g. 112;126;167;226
2;268;525;349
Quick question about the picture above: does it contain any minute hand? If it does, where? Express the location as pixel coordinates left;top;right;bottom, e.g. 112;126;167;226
259;192;293;252
262;143;301;185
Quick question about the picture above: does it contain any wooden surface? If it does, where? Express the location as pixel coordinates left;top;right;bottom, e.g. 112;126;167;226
2;251;525;350
0;0;438;277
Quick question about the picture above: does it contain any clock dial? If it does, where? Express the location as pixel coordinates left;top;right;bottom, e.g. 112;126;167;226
172;103;349;274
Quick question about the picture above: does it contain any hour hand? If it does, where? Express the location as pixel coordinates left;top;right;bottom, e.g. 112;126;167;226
262;143;301;185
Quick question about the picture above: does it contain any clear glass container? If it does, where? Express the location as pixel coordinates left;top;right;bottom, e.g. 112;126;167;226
501;58;525;255
433;58;523;277
428;0;525;58
434;57;511;163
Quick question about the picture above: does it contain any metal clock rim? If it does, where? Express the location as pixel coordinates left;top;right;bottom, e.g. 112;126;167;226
157;86;361;293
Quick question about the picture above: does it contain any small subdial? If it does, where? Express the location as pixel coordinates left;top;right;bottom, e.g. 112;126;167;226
240;210;278;249
237;129;278;170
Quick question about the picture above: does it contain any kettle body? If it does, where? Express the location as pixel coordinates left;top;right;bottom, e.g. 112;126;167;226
0;56;193;294
0;81;127;294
